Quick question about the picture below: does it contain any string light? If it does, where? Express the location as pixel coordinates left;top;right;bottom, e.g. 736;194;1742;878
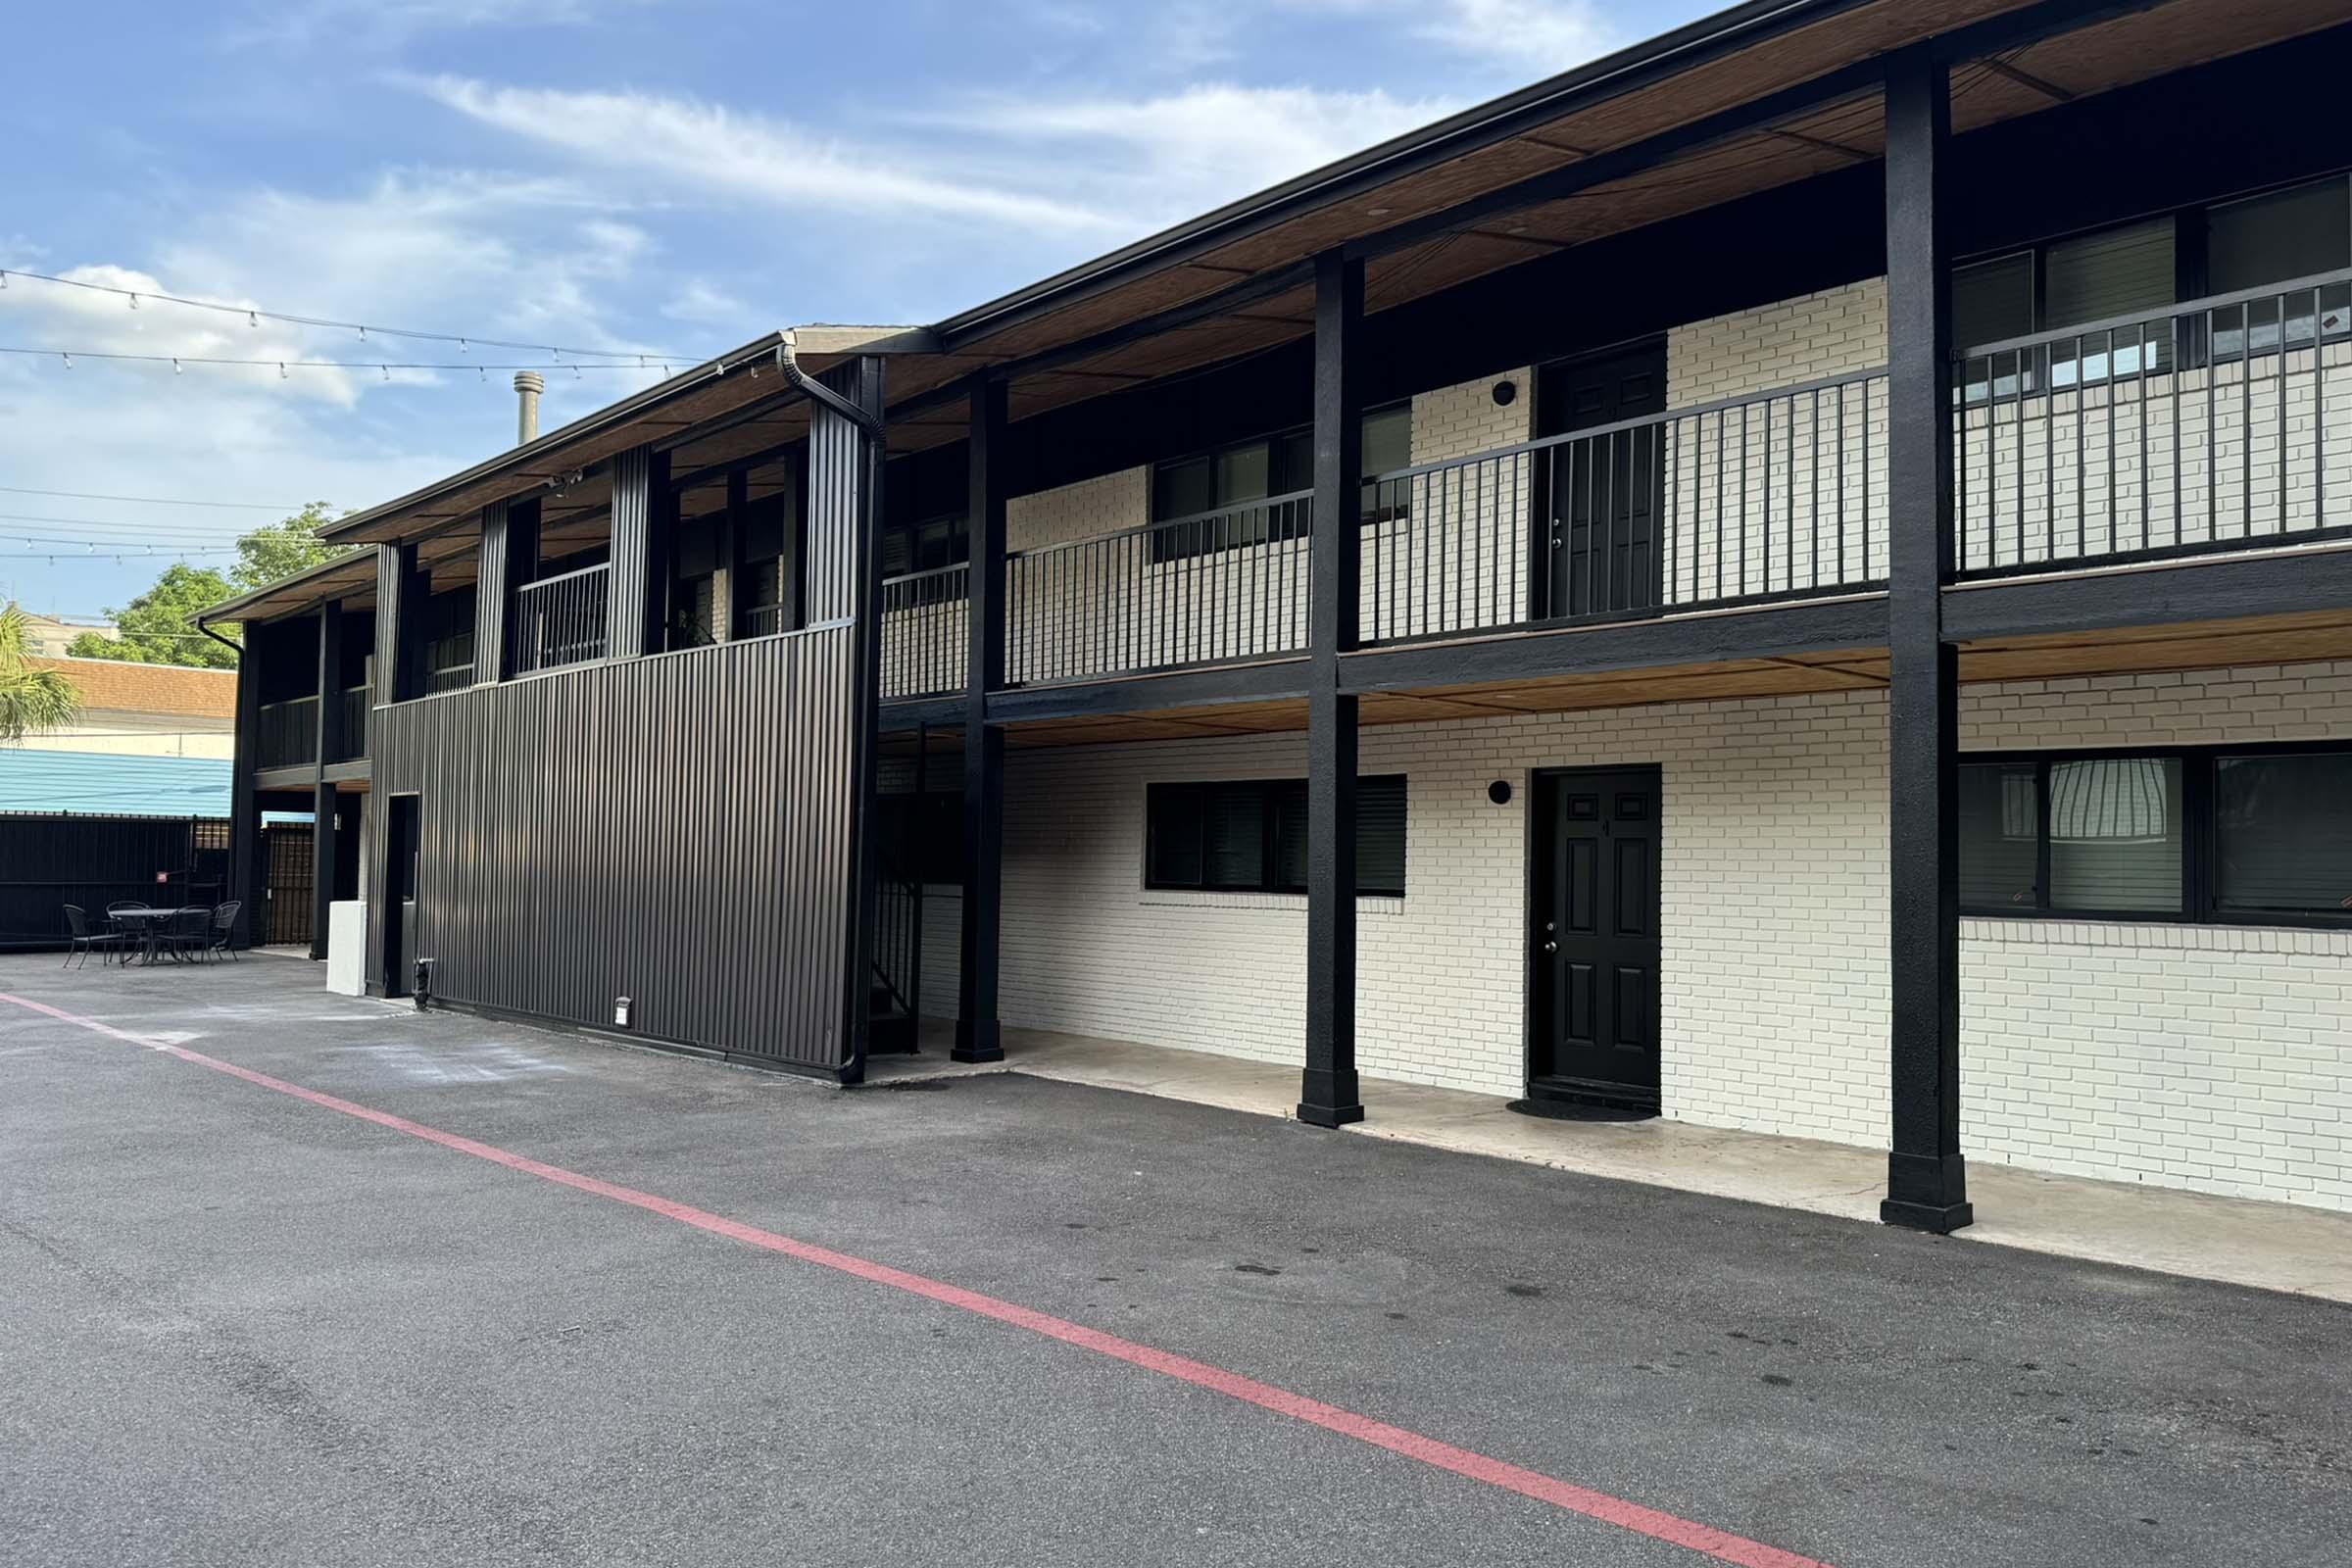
0;266;697;362
0;345;677;375
0;486;302;510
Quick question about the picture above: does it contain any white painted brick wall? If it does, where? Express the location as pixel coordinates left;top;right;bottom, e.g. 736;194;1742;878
1667;279;1886;408
916;659;2352;1211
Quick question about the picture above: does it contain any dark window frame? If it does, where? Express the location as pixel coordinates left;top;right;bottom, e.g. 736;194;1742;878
1951;170;2352;402
1149;404;1411;563
1959;739;2352;928
1145;775;1407;898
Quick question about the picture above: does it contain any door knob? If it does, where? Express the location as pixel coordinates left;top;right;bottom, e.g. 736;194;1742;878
1541;939;1558;954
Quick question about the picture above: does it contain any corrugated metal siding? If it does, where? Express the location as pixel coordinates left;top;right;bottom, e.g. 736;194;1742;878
373;544;406;706
366;625;862;1070
804;361;877;626
608;446;653;660
472;501;510;680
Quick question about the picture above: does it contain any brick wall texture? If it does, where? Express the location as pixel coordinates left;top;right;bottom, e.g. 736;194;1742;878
896;661;2352;1212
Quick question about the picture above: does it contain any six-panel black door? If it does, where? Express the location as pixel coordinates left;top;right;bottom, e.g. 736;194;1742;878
1536;340;1668;620
1530;767;1661;1108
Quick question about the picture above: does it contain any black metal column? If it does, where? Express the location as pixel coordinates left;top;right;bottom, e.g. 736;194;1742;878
1882;50;1971;1235
373;541;416;706
309;600;342;961
717;469;745;640
227;632;261;949
956;373;1008;1064
608;445;669;660
472;501;511;682
843;357;888;1085
1300;250;1364;1128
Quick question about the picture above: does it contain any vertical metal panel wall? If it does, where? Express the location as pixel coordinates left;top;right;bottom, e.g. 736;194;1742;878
365;383;881;1075
472;500;511;681
366;630;860;1069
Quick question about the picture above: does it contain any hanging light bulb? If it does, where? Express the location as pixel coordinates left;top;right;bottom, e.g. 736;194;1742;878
358;325;368;341
381;365;390;381
172;358;182;373
278;362;287;378
128;292;139;310
248;310;259;327
459;338;468;354
61;353;72;368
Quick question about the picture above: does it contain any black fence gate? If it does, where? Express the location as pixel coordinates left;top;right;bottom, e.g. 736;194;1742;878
0;812;232;952
263;822;315;948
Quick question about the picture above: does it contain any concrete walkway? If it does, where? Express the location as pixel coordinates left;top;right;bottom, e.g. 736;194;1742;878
867;1023;2352;1304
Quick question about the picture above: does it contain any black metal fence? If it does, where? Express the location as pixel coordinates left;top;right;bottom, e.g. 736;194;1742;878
1953;268;2352;576
880;563;967;699
513;564;611;674
258;696;318;768
0;812;231;951
1005;491;1312;685
335;685;370;760
1361;368;1888;643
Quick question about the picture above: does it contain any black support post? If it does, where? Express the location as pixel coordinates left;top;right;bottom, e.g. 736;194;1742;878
1300;250;1364;1128
227;632;261;949
472;501;511;682
1882;50;1971;1235
310;600;342;961
717;469;745;640
956;373;1008;1064
608;446;668;660
374;541;416;706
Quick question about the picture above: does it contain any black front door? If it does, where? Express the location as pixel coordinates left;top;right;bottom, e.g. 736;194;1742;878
1537;341;1667;620
1530;767;1661;1106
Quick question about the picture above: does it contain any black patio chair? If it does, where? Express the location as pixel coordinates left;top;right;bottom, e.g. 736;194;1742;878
63;905;127;969
205;902;242;962
160;906;211;963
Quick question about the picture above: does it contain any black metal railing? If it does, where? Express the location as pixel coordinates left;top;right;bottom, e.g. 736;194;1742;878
881;564;968;699
740;601;788;639
1953;268;2352;576
333;685;368;760
256;696;318;768
1006;490;1311;685
1361;368;1887;644
872;870;918;1020
513;564;611;674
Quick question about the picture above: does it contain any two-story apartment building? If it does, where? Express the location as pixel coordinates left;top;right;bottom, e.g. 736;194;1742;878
202;0;2352;1230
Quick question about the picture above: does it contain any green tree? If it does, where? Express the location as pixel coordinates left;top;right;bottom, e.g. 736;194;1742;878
68;502;346;669
0;603;81;743
230;501;343;591
68;564;238;668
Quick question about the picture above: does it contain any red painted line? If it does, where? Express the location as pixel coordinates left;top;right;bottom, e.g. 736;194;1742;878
3;989;1830;1568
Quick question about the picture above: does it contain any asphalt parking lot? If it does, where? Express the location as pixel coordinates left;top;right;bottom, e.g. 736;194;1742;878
3;955;2346;1566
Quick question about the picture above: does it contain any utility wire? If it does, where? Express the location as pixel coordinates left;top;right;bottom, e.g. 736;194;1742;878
0;486;304;511
0;266;697;362
0;346;678;375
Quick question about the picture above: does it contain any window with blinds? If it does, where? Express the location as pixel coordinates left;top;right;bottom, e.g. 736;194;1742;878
1145;775;1407;896
1960;747;2352;925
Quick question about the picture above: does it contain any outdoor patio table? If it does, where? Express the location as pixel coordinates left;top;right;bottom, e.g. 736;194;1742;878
108;906;183;967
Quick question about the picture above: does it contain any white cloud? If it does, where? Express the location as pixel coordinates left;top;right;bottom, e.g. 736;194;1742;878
1285;0;1618;71
662;278;755;328
226;0;653;50
409;75;1126;235
1421;0;1616;68
0;169;673;616
929;83;1456;213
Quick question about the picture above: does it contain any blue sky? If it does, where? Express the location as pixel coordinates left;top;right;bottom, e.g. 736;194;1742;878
2;0;1708;621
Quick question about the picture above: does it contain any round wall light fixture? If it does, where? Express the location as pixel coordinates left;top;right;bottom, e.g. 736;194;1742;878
1492;378;1518;407
1488;779;1513;806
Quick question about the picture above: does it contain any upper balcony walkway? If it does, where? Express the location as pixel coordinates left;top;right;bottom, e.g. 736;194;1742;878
882;270;2352;710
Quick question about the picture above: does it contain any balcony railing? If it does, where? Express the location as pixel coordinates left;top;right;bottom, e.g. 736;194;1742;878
333;685;368;760
1953;268;2352;576
1362;368;1887;643
1006;491;1312;686
740;601;788;639
880;564;968;700
257;696;318;768
513;564;611;675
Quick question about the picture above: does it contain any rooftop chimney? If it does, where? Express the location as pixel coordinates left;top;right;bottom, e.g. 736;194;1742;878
513;370;544;446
